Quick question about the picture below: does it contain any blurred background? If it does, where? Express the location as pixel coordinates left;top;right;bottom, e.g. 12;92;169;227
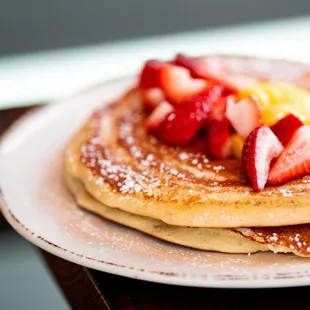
1;0;310;56
1;1;310;309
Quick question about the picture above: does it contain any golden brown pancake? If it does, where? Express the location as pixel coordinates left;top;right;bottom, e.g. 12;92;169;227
65;169;310;257
65;88;310;228
64;55;310;257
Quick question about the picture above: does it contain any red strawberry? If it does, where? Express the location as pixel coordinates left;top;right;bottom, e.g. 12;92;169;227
159;64;208;103
268;125;310;185
182;84;226;116
139;60;165;89
226;96;262;138
242;126;283;191
209;95;236;121
142;88;165;111
174;54;226;78
207;119;232;159
270;114;303;146
146;101;174;132
156;101;207;146
174;54;237;94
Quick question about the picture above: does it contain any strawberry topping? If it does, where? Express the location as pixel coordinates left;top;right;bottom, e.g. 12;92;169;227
156;101;207;146
174;54;226;79
268;125;310;185
270;114;304;146
182;84;226;114
159;64;208;103
209;95;236;122
139;60;165;89
226;95;262;138
139;54;310;190
146;101;174;132
143;88;165;111
174;54;239;93
242;126;283;191
207;118;233;159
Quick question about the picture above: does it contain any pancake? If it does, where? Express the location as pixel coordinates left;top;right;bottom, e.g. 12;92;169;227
64;55;310;257
65;88;310;228
65;171;265;254
65;169;310;257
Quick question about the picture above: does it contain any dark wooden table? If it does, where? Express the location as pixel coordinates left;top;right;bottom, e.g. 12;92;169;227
2;106;310;310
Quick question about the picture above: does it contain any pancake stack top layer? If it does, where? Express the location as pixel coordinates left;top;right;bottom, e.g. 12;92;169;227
64;54;310;257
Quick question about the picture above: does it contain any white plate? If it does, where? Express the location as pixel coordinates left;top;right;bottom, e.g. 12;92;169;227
2;77;310;288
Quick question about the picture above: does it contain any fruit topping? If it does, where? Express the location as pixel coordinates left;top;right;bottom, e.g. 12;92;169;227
174;54;226;80
143;88;165;111
268;125;310;185
139;60;165;89
145;101;174;132
159;64;208;103
156;100;207;146
270;114;303;146
226;96;262;138
209;95;235;121
183;84;226;115
149;84;227;146
139;54;310;190
207;118;232;159
239;81;310;126
174;54;257;92
242;126;283;191
231;134;245;159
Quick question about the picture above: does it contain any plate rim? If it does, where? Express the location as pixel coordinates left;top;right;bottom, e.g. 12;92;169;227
2;75;310;289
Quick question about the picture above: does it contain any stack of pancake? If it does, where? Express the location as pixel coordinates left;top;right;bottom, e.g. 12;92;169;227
64;56;310;258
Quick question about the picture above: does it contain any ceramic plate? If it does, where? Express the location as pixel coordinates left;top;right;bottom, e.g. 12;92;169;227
2;76;310;288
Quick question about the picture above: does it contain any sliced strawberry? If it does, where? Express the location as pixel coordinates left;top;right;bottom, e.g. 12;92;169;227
209;95;236;121
226;95;262;138
182;84;226;116
268;125;310;185
142;88;165;111
156;101;207;146
270;114;304;146
159;64;208;103
146;101;174;132
174;54;226;78
242;126;283;192
207;118;232;159
139;60;165;89
174;54;238;94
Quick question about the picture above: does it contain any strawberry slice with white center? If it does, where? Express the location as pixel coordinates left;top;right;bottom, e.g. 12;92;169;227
242;126;283;191
207;119;233;159
139;60;165;89
159;64;208;103
209;95;236;121
142;88;165;111
146;101;174;132
226;95;262;138
268;125;310;185
270;114;304;146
